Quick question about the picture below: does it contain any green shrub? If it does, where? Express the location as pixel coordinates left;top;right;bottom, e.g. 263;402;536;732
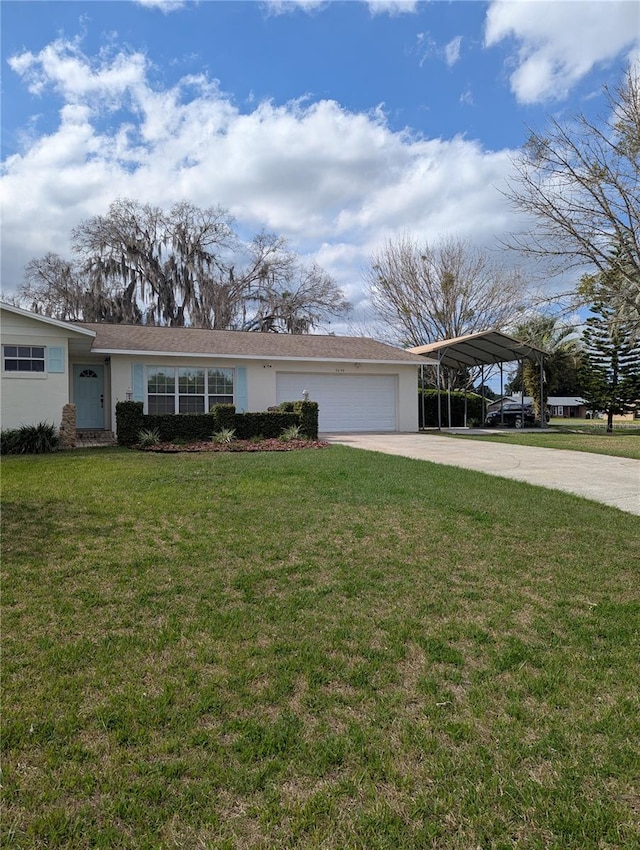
144;413;217;443
234;411;300;440
0;429;21;455
0;422;59;455
117;400;318;444
293;401;318;439
116;402;144;446
210;404;236;431
418;390;484;428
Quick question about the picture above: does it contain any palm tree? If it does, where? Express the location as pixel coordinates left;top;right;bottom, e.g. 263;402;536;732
509;315;583;420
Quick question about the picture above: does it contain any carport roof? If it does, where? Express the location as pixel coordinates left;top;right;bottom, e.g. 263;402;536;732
407;330;546;369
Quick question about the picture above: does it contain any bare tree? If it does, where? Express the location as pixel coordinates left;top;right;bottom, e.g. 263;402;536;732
18;199;351;332
366;235;529;346
505;65;640;318
20;252;142;323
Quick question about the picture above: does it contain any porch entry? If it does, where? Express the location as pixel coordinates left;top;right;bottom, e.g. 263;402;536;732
73;365;104;429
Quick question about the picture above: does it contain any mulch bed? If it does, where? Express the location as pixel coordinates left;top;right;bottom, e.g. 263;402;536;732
138;438;330;453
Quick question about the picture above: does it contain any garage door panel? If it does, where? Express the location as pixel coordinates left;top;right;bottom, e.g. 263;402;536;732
276;373;397;432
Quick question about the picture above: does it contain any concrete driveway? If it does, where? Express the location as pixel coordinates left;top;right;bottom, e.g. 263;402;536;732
324;432;640;516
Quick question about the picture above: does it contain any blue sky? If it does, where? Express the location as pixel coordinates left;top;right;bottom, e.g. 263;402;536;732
1;0;638;333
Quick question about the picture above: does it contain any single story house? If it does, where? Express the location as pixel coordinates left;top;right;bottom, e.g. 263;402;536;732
1;303;428;436
488;395;587;418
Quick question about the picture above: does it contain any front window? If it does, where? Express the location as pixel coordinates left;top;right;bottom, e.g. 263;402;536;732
148;368;176;414
179;368;205;413
207;368;234;408
147;366;233;413
3;345;45;372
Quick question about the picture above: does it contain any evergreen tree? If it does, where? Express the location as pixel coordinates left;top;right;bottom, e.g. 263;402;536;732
579;302;640;432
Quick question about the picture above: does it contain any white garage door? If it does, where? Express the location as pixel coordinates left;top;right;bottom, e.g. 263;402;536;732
276;373;397;432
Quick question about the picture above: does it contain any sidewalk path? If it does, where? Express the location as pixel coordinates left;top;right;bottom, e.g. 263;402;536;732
324;433;640;516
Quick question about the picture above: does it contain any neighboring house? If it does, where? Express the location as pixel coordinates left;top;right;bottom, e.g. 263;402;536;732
546;397;588;419
1;303;427;435
488;395;587;418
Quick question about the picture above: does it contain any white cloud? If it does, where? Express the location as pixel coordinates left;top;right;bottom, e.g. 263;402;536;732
2;38;529;318
7;38;147;103
263;1;329;16
263;0;417;17
444;36;463;68
366;0;418;16
135;0;187;12
485;0;640;103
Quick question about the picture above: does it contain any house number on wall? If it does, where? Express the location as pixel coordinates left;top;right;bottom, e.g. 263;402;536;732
335;368;345;373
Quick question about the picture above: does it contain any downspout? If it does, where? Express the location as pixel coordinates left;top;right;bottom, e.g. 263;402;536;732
481;365;485;427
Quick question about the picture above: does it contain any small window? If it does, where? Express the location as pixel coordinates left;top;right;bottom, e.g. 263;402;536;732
3;345;46;373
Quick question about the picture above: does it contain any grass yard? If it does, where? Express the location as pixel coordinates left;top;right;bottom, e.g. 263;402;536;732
444;427;640;460
2;446;639;849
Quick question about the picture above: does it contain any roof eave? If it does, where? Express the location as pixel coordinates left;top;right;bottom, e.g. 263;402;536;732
1;302;96;337
89;347;428;366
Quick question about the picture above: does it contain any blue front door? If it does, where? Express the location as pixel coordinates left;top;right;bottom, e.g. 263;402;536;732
73;365;104;428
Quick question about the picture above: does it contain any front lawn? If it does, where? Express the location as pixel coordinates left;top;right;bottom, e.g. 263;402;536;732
2;447;639;849
445;427;640;460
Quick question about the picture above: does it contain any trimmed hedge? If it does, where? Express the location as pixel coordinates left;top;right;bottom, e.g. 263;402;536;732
116;400;319;446
418;390;485;428
115;402;144;446
210;404;236;432
293;401;319;439
234;412;300;440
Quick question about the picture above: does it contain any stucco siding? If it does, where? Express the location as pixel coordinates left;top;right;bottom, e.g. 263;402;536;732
1;313;72;430
108;355;419;433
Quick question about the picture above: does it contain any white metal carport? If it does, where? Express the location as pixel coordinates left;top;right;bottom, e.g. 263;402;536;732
408;330;548;429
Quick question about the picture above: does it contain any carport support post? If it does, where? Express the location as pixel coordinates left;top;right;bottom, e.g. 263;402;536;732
480;365;485;425
539;354;546;429
500;363;504;425
437;355;442;431
420;364;426;430
520;361;525;424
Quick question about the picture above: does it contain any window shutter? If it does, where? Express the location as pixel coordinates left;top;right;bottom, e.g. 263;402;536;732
235;366;248;412
132;363;144;402
48;346;65;373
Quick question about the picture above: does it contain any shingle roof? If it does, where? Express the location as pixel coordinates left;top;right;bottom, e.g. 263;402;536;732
76;322;427;365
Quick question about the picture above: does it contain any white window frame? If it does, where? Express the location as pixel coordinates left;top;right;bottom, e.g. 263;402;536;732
2;344;46;377
146;366;234;414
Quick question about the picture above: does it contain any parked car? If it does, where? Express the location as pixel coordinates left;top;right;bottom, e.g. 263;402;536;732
485;403;548;428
